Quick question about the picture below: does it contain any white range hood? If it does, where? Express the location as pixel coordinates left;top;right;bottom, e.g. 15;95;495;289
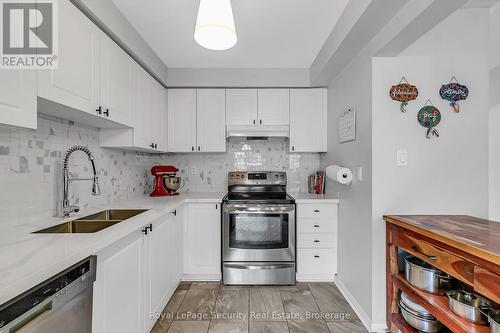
226;125;290;138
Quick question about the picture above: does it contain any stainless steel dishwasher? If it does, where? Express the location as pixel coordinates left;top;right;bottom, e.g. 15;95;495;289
0;256;96;333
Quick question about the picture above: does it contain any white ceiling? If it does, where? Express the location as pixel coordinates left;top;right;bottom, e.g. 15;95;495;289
112;0;349;69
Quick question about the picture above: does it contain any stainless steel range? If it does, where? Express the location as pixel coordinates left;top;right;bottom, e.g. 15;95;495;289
222;171;296;285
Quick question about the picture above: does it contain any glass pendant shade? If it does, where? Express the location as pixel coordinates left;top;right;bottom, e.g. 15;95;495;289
194;0;237;50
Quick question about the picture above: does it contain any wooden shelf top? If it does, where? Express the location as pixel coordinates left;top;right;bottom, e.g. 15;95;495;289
393;274;490;333
384;215;500;265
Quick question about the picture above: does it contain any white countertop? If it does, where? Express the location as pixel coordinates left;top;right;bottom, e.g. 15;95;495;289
289;192;340;203
0;191;339;305
0;192;224;305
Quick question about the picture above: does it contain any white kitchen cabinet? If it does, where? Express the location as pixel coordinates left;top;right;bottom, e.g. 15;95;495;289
226;89;258;126
183;203;221;280
0;70;36;129
144;210;181;332
99;64;167;152
290;88;327;152
37;0;99;118
94;212;181;333
196;89;226;152
93;230;145;333
257;89;290;125
296;202;337;282
100;33;133;127
168;89;226;153
168;89;197;152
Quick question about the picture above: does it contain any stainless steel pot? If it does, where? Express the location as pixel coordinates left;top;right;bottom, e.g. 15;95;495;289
405;255;453;294
446;290;492;325
489;310;500;333
399;300;442;332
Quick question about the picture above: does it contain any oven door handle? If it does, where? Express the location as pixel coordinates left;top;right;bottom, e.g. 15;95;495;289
223;205;295;213
224;263;295;270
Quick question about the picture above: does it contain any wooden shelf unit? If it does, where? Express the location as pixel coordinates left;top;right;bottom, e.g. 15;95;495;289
384;215;500;333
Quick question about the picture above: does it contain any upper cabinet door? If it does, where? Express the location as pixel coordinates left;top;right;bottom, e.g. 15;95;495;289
132;64;154;150
0;70;36;129
290;89;327;152
168;89;197;152
226;89;258;126
257;89;290;126
153;80;168;152
38;0;99;116
100;34;133;126
196;89;226;152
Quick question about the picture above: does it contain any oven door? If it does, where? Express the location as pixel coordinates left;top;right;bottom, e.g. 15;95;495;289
223;204;295;262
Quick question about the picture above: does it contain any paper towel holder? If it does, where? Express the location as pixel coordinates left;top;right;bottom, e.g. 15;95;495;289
325;165;353;185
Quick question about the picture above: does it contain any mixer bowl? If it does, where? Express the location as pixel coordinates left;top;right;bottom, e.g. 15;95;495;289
163;176;182;192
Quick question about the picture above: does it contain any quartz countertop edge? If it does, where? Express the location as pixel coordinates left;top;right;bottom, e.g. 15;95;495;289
0;192;224;306
289;192;340;203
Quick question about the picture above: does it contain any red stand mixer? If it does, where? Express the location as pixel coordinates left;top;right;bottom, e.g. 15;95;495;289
150;166;183;197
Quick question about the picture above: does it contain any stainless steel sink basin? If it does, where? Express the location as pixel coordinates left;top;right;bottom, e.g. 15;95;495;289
33;209;148;234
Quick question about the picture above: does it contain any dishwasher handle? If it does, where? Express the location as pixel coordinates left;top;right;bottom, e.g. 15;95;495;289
9;301;53;332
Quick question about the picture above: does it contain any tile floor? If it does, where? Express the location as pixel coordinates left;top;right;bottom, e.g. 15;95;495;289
151;282;368;333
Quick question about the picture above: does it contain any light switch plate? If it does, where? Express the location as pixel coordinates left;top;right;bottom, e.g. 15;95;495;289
397;149;408;166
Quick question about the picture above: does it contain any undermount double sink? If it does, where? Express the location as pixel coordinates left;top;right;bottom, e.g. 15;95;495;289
33;209;148;234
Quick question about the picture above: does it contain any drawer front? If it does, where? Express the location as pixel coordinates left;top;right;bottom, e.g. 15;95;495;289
297;204;337;218
391;227;475;286
298;233;336;249
298;218;336;233
297;249;336;275
473;267;500;304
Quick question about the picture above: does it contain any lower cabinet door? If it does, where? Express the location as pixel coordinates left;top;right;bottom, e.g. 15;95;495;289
184;203;221;278
93;231;145;333
145;216;176;331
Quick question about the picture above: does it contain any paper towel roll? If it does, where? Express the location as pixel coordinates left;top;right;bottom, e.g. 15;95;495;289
326;165;353;185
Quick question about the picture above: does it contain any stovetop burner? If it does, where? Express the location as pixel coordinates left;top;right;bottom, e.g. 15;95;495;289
223;171;295;204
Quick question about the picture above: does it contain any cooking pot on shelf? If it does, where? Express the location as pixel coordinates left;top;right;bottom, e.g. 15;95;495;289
489;310;500;333
399;292;442;333
446;290;492;325
405;255;454;295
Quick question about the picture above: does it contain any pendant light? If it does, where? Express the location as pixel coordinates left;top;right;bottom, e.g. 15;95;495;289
194;0;237;50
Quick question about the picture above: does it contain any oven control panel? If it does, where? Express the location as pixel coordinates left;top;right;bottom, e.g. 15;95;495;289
228;171;286;186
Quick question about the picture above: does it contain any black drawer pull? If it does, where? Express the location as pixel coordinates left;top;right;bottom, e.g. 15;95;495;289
314;209;320;212
314;255;320;258
314;240;320;243
313;225;320;228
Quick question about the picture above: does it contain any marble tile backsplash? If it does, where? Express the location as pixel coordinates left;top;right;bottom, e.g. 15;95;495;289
0;116;320;226
164;138;320;193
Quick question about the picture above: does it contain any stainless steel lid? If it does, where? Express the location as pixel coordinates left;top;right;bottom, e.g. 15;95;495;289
400;292;434;318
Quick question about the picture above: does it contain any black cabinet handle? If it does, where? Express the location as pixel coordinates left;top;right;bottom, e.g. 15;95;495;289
103;108;109;117
191;146;194;151
314;240;320;243
172;210;177;216
292;146;295;151
314;255;320;258
154;143;158;149
142;227;148;235
314;225;320;228
314;209;320;213
253;119;256;124
198;146;200;151
150;143;154;148
260;119;262;124
96;106;102;115
148;224;152;232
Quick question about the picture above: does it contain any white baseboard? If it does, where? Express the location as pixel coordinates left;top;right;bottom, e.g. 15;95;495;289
333;277;388;333
182;273;221;281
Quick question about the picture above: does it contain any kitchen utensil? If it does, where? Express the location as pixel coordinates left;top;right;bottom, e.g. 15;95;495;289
489;310;500;333
150;165;182;197
399;300;442;332
405;255;454;294
446;290;492;325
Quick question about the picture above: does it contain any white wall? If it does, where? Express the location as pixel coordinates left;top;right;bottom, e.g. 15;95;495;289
489;3;500;220
166;68;311;87
322;52;374;329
